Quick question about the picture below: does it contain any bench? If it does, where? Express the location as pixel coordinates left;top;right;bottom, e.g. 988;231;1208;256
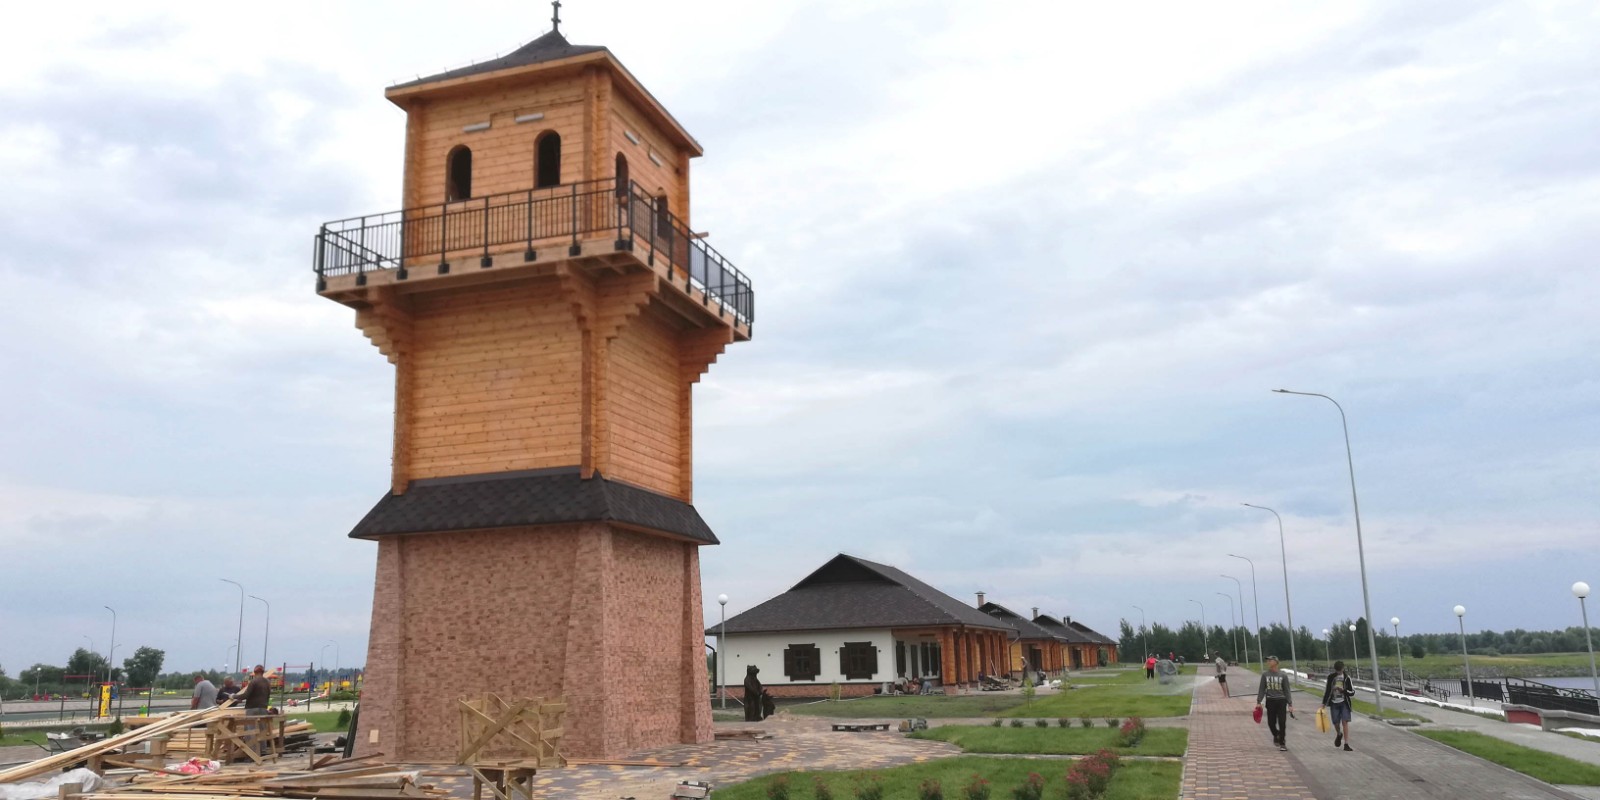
831;723;890;732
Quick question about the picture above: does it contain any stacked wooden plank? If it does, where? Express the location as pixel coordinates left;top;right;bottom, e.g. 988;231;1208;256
0;705;236;784
78;755;449;800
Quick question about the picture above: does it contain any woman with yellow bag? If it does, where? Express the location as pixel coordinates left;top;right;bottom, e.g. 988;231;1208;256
1321;660;1355;751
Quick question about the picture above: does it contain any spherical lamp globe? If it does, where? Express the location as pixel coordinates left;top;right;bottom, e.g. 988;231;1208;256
1575;582;1591;600
1454;605;1466;618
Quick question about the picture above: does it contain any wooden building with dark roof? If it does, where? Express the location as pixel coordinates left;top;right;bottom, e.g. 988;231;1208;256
710;554;1016;696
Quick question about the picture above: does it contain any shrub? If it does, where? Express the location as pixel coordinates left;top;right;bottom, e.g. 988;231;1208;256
1010;719;1024;728
1114;717;1146;748
961;773;991;800
1021;675;1035;702
1057;718;1071;728
813;776;833;800
917;778;944;800
1078;717;1093;728
852;776;883;800
108;717;124;736
992;718;1003;727
1103;718;1119;728
1034;718;1049;728
765;775;790;800
1063;750;1120;799
336;708;352;729
1009;772;1044;800
1063;770;1093;800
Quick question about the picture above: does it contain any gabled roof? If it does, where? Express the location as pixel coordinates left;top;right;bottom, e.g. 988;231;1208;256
1068;619;1119;646
1031;614;1096;645
709;554;1015;636
347;467;717;544
388;31;606;91
384;29;702;156
979;602;1059;641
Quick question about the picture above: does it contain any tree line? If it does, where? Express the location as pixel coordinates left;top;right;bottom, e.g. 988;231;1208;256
0;646;168;698
1117;617;1599;666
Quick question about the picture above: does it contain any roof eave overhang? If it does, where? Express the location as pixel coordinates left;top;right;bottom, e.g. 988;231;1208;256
385;51;704;157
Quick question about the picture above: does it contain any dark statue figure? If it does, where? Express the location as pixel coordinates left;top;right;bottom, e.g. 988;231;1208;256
742;665;773;721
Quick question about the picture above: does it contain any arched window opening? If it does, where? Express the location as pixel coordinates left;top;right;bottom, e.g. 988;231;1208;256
614;152;630;197
446;145;472;202
536;131;562;188
655;194;671;234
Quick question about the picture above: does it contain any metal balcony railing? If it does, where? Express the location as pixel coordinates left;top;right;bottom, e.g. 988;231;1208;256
313;178;754;327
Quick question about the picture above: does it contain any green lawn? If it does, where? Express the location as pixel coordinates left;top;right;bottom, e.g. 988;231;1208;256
0;730;47;747
287;711;349;733
1342;652;1599;679
709;756;1181;800
1000;670;1194;719
783;694;1031;719
912;724;1188;756
1415;730;1600;786
1350;697;1425;722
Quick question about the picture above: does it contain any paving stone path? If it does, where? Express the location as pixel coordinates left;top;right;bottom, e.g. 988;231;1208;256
1183;667;1596;800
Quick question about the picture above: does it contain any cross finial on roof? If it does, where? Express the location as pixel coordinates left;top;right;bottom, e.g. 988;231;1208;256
551;0;562;33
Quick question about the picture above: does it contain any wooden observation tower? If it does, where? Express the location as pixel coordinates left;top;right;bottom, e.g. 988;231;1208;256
311;10;753;761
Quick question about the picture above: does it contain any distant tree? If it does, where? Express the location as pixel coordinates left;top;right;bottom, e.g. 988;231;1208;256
66;648;109;680
123;647;165;688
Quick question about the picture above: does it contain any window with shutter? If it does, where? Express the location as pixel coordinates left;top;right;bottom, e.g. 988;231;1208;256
840;642;878;680
784;644;820;681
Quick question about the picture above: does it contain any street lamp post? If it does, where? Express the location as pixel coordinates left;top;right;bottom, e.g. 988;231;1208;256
1228;554;1264;670
1217;592;1240;663
1273;389;1383;711
1348;623;1360;681
103;606;117;685
717;594;728;709
325;640;340;693
1573;583;1599;699
1323;629;1332;664
1241;504;1298;681
1455;605;1474;707
1391;617;1404;693
1189;599;1208;658
221;579;244;675
249;596;270;668
1222;575;1249;666
1131;605;1148;664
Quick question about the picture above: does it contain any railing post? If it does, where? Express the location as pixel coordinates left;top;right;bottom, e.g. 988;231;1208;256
568;184;581;257
481;195;492;268
356;217;369;286
524;189;536;262
314;228;327;292
438;200;450;274
614;178;628;251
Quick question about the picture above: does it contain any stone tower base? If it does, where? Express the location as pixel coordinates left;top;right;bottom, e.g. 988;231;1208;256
356;523;712;761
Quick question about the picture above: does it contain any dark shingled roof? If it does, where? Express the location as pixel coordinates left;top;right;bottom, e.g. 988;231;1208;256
390;30;607;91
978;602;1058;641
1068;619;1118;646
347;467;717;544
709;554;1016;636
1031;614;1097;645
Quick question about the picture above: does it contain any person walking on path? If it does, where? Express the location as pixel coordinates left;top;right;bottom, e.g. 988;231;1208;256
1214;652;1229;696
1146;654;1157;680
1256;655;1294;750
190;673;217;710
1322;659;1355;751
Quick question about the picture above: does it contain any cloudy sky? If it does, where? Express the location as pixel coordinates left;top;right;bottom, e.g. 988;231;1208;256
1;0;1597;675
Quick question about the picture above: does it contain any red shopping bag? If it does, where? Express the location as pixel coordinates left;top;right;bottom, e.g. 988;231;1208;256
1252;706;1263;724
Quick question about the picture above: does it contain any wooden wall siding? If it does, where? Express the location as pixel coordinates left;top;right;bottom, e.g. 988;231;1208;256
405;281;583;479
608;92;688;227
405;78;589;207
603;305;683;497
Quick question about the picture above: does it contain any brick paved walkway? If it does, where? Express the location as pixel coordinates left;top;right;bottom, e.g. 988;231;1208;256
1184;668;1594;799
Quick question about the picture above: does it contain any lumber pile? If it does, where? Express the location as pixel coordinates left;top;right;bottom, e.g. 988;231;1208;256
81;755;446;800
0;704;236;785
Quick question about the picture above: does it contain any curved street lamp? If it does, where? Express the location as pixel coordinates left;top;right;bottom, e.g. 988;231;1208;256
1391;616;1404;693
1272;389;1383;711
1222;575;1250;666
1227;554;1264;670
1574;582;1598;699
1216;591;1240;663
1241;504;1298;681
1455;605;1474;707
1188;599;1208;658
103;606;118;684
1131;605;1148;664
717;593;729;709
220;579;244;675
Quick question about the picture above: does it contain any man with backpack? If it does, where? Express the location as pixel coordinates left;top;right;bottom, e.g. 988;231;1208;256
1322;660;1355;751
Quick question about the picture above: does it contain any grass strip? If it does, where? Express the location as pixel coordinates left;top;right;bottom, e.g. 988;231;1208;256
709;755;1180;800
1414;729;1600;786
783;694;1030;719
912;724;1187;756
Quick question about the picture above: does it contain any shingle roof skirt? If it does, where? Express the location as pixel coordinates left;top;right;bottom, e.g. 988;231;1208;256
389;30;607;91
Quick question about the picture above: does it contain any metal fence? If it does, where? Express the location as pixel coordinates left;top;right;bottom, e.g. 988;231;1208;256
313;178;754;327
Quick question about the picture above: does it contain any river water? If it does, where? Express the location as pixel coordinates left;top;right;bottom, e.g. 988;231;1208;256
1531;675;1600;694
